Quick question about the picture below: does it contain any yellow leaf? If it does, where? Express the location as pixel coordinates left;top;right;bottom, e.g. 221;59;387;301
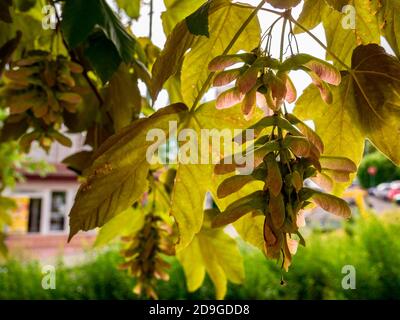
104;63;141;132
68;103;188;240
94;207;145;247
181;1;260;106
171;101;262;251
177;212;244;300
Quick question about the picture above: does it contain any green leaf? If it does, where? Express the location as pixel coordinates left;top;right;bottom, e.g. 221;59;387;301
185;1;211;36
351;0;381;45
322;2;380;67
151;20;195;100
15;0;37;12
296;1;381;67
62;0;135;63
116;0;141;20
176;232;206;292
267;0;301;9
294;0;326;33
0;11;44;58
294;81;365;191
177;212;244;300
162;0;206;36
350;44;400;164
62;151;93;175
68;103;188;240
84;31;122;83
94;207;145;247
249;115;302;137
171;101;262;251
0;0;12;23
378;0;400;58
104;63;141;132
233;214;265;251
181;0;260;106
0;196;16;259
0;116;29;143
164;73;184;104
295;44;400;194
0;30;21;73
153;0;231;100
213;191;265;227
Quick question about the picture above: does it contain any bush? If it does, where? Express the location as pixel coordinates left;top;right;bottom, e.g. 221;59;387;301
1;213;400;300
357;152;400;188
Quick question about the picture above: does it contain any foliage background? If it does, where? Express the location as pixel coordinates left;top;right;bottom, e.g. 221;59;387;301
357;152;400;189
1;212;400;300
1;0;400;299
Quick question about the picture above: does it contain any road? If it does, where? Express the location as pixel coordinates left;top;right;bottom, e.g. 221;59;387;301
304;193;399;229
366;195;399;213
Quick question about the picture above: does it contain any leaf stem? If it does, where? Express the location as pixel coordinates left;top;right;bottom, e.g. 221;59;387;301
149;0;153;40
287;15;351;70
279;15;288;62
232;3;282;16
288;14;384;120
49;0;104;107
191;0;267;110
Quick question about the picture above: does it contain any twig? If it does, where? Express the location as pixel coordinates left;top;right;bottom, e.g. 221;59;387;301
191;0;267;110
279;15;288;62
288;14;351;70
49;0;104;106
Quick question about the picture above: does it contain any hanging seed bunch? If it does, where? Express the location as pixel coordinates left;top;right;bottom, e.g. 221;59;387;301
119;213;175;299
213;113;357;270
1;50;84;150
208;50;341;119
209;49;355;271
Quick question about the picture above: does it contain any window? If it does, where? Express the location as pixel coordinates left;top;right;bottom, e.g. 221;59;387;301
49;191;66;231
28;198;42;233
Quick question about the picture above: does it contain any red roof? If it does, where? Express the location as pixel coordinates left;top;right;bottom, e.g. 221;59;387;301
21;163;78;182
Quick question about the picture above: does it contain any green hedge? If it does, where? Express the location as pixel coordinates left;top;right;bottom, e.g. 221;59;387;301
357;151;400;188
1;214;400;300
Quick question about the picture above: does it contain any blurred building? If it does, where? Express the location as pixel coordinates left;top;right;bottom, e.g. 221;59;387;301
5;134;95;261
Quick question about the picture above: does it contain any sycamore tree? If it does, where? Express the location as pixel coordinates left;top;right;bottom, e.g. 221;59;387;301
0;0;399;299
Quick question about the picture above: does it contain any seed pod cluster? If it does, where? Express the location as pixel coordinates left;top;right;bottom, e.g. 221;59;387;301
208;50;340;119
0;50;84;150
119;214;175;299
213;113;357;271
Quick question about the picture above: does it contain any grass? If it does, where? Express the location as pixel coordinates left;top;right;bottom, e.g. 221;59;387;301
1;212;400;299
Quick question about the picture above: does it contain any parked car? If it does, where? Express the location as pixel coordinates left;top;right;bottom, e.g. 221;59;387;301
368;187;376;196
390;181;400;189
394;194;400;205
374;182;392;199
388;188;400;202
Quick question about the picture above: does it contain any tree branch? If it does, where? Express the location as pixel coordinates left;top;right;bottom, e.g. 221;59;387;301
191;0;267;110
49;0;104;106
288;14;351;70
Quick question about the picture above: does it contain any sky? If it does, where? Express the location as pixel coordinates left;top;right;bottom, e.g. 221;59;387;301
128;0;327;110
